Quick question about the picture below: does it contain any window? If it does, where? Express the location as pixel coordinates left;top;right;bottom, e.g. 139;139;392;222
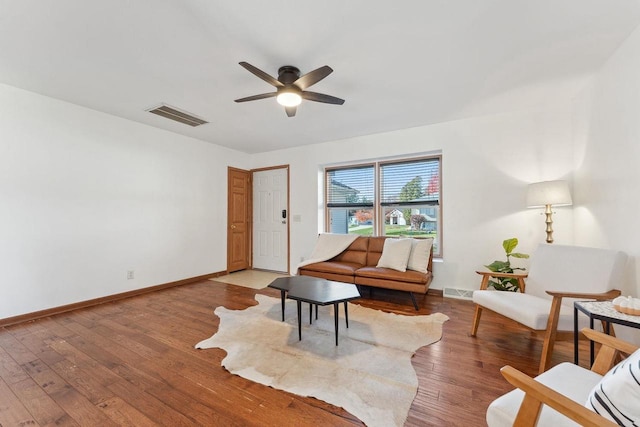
325;156;441;256
326;165;374;236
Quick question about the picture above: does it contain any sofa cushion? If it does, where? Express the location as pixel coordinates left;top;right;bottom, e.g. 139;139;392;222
331;236;369;266
487;362;603;427
299;261;361;276
376;238;412;272
585;347;640;426
365;236;388;266
406;238;433;273
356;267;427;284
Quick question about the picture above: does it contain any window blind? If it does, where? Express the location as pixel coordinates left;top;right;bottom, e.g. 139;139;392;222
380;158;439;206
326;165;374;208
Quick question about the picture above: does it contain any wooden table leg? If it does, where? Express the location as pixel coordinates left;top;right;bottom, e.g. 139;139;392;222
517;277;526;293
479;274;490;290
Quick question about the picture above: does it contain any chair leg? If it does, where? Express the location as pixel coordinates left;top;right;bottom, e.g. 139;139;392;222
470;305;483;336
539;296;563;374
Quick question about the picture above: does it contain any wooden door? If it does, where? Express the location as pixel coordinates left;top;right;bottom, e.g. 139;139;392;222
227;167;251;273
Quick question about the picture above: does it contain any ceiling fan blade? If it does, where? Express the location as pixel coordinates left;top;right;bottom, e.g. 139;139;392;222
239;62;284;88
234;92;277;103
294;66;333;90
301;91;345;105
285;106;297;117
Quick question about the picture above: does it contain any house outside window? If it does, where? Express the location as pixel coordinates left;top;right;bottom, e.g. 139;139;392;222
326;165;374;236
325;156;442;256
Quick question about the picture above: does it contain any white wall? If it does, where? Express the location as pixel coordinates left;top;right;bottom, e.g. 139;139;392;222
251;108;575;291
9;36;638;321
0;84;248;319
573;25;640;306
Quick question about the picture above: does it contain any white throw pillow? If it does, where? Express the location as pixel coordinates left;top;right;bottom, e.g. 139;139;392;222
376;238;412;272
406;238;433;273
585;347;640;426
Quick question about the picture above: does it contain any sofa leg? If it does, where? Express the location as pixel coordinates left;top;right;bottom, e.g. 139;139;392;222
409;292;419;310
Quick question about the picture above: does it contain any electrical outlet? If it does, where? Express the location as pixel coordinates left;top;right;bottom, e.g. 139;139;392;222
127;270;134;280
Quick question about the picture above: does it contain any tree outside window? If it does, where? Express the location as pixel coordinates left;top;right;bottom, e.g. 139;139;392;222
325;156;441;256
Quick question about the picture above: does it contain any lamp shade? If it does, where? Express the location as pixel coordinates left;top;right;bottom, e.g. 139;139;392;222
526;180;572;208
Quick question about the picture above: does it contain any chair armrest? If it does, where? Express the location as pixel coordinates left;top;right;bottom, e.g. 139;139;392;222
500;365;618;427
545;289;621;300
581;328;639;375
582;328;639;354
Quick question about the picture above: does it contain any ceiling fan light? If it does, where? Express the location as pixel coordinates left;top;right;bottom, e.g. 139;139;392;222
276;91;302;107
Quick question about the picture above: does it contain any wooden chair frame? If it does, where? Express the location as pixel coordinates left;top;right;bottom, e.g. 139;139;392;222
499;328;638;427
471;271;621;373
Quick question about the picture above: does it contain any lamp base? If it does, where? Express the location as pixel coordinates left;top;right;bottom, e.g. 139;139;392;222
544;204;554;244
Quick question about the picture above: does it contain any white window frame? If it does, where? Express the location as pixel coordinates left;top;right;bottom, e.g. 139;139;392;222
324;155;442;257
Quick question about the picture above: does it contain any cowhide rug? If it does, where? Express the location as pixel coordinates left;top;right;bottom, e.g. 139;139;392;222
196;294;448;427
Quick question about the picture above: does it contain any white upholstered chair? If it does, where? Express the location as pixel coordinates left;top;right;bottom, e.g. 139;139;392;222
487;328;639;427
471;244;627;374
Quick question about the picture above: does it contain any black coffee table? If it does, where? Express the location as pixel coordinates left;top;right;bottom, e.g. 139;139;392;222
269;276;360;346
268;276;320;321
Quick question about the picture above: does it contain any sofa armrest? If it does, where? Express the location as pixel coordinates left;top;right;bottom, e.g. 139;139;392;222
499;365;618;427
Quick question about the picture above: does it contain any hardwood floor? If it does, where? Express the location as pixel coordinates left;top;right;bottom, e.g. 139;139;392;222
0;280;590;426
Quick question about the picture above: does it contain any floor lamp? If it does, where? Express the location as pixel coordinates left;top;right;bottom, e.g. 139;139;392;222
526;180;572;244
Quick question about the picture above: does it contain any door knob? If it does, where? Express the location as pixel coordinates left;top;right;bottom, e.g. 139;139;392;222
230;224;237;229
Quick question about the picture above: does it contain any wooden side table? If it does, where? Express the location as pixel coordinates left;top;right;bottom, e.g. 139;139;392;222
574;300;640;366
475;270;528;292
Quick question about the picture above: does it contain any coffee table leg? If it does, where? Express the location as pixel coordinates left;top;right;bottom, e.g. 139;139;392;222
334;302;339;346
280;290;286;321
309;303;312;324
344;301;349;328
315;304;318;320
297;301;302;341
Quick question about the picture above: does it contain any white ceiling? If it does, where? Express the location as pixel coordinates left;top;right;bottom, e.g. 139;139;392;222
1;1;640;154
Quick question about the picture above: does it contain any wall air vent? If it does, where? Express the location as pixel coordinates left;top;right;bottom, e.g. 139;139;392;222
147;104;208;127
443;288;474;300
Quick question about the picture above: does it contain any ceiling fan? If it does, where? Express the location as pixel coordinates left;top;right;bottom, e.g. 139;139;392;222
234;61;345;117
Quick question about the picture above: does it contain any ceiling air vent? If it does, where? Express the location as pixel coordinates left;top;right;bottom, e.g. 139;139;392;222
147;104;208;127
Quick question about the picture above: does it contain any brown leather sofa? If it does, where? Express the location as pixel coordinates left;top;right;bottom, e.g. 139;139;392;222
297;236;433;309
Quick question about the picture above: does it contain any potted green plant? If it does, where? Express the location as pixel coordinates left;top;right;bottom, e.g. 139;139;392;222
485;238;530;291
